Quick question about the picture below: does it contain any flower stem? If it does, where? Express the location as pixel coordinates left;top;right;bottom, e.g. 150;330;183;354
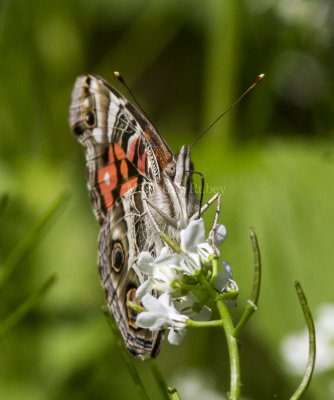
194;272;241;398
186;319;223;328
233;227;261;337
216;298;241;400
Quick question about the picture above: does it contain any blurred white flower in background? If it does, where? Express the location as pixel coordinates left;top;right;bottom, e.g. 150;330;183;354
172;368;253;400
246;0;334;54
171;369;225;400
281;303;334;374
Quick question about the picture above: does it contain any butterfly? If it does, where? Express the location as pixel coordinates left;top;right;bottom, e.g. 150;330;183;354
69;74;205;359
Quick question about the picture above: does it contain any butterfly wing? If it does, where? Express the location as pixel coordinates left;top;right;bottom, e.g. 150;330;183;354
70;74;172;358
70;74;173;225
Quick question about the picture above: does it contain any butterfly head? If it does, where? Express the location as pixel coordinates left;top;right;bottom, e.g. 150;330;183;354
148;145;198;238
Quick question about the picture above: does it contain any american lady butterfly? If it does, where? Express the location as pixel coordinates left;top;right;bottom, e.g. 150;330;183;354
69;74;216;359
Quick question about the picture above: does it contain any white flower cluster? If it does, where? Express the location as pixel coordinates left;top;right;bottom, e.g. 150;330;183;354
134;218;237;345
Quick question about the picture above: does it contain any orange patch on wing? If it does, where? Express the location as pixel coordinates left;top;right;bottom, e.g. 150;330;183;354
143;131;167;169
108;146;115;163
98;164;117;193
104;192;114;211
137;151;146;174
98;163;118;210
114;144;126;160
120;177;138;197
127;137;147;175
120;159;128;179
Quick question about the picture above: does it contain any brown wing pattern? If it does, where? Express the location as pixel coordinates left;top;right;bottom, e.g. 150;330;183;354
69;74;170;358
70;74;173;225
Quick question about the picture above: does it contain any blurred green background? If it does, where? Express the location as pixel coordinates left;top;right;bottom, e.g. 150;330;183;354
1;0;334;399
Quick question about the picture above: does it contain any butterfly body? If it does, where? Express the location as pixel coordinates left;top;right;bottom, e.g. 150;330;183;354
70;74;198;359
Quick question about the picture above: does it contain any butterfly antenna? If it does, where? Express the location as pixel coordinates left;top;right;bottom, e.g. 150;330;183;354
190;74;265;149
114;71;155;124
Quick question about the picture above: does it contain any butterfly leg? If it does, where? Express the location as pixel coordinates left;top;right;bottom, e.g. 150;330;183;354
143;199;162;234
143;198;178;232
208;193;221;253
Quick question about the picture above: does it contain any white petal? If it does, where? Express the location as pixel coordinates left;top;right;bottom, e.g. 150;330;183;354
137;252;154;274
188;253;201;271
154;253;183;268
222;261;233;279
180;219;206;253
159;246;169;256
154;265;177;283
158;292;173;309
177;261;193;275
136;312;167;330
215;261;233;292
197;242;217;264
141;293;162;312
215;271;228;292
168;328;187;345
136;279;153;300
214;224;227;246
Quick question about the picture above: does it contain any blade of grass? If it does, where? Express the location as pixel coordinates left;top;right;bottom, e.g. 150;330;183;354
148;358;171;400
0;193;9;216
0;191;69;288
102;306;151;400
0;273;56;340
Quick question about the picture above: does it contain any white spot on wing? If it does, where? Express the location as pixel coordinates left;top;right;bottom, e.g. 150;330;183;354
92;127;104;143
83;97;90;109
104;172;110;185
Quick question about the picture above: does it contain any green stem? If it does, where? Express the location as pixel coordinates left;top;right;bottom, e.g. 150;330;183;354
233;227;261;337
102;307;151;400
216;299;241;400
148;358;170;400
233;301;257;338
289;281;316;400
186;319;223;328
167;387;182;400
190;272;241;398
178;283;202;292
210;257;218;286
127;300;145;313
